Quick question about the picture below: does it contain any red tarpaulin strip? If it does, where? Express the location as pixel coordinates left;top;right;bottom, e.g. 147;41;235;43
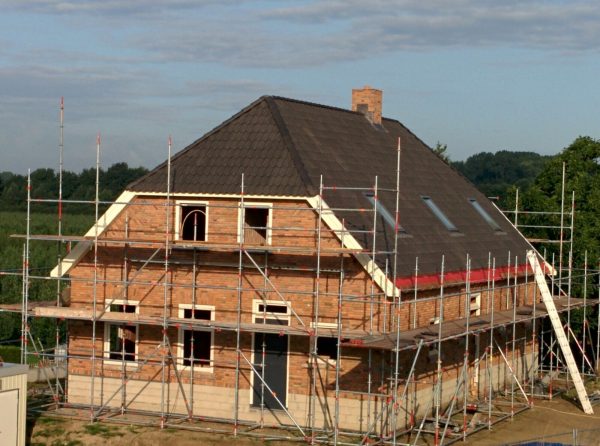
395;263;531;289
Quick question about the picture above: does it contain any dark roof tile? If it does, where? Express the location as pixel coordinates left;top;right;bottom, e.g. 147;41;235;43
129;95;531;279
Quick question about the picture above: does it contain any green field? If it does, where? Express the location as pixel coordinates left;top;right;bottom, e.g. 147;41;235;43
0;211;94;347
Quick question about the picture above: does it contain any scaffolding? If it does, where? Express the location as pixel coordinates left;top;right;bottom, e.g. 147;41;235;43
0;106;598;445
503;167;599;399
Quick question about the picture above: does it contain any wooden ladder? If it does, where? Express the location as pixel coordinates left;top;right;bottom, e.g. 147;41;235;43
527;250;593;414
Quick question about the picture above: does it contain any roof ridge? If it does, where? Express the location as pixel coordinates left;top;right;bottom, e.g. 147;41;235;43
127;96;270;190
265;97;317;196
269;95;399;123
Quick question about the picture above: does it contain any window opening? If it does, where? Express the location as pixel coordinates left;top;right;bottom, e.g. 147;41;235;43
180;205;207;241
109;304;136;313
468;198;502;231
183;308;211;320
421;196;458;232
108;325;136;361
181;308;212;368
317;337;338;360
244;207;269;245
105;302;138;362
258;304;288;314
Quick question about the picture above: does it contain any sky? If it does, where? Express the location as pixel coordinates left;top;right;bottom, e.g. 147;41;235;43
1;0;599;173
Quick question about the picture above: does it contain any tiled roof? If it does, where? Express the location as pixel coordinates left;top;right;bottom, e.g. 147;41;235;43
129;96;532;280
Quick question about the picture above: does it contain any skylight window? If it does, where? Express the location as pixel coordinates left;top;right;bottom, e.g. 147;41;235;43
421;196;458;232
364;192;406;233
468;198;502;231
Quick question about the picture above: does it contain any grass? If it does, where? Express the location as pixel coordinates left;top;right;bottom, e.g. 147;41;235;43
29;417;84;446
33;425;66;438
83;422;124;438
126;424;142;434
0;344;39;365
563;379;600;401
36;416;67;425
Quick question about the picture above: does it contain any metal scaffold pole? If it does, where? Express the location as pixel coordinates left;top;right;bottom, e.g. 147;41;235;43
55;96;65;406
309;174;325;443
434;255;445;446
333;223;345;445
160;137;173;428
89;134;101;421
462;255;471;440
558;162;566;291
412;257;419;329
529;254;536;403
21;171;32;365
511;255;518;417
391;138;402;445
567;191;575;338
582;251;588;373
233;173;244;436
365;175;378;436
488;257;496;430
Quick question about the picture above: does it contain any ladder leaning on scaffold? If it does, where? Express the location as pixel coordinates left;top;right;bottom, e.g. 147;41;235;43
526;250;593;414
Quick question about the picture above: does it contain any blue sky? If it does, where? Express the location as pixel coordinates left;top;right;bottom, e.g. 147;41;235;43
1;0;599;173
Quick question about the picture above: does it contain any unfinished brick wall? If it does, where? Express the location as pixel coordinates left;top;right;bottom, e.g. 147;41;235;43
65;194;538;427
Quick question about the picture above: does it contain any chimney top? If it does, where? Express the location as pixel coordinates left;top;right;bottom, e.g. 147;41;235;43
351;86;382;125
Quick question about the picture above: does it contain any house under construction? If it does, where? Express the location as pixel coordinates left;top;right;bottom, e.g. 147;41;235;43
5;87;598;445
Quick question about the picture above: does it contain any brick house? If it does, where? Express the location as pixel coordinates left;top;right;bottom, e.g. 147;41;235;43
49;87;550;437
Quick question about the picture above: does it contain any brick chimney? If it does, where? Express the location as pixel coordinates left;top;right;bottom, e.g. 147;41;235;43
352;86;382;125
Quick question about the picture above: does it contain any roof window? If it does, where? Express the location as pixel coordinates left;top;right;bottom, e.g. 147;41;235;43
364;192;406;233
421;196;458;232
468;198;502;231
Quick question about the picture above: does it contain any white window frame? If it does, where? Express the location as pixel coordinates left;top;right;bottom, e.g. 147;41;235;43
103;299;139;368
175;200;209;242
469;292;481;316
237;202;273;245
252;299;290;325
250;300;290;408
177;304;215;373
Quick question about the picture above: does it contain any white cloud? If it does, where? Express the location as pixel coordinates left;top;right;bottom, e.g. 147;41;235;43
3;0;227;16
123;0;600;69
1;0;599;172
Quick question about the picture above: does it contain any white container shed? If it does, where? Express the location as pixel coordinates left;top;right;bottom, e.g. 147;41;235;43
0;363;28;446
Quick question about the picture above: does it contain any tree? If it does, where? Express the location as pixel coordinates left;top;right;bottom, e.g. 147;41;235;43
527;136;600;268
453;150;551;205
432;141;450;163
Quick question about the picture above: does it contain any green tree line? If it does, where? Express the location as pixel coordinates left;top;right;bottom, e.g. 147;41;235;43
453;137;600;272
452;150;552;202
0;162;148;212
456;137;600;346
0;163;148;349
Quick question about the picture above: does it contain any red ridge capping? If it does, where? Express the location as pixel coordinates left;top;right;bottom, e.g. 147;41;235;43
395;263;531;289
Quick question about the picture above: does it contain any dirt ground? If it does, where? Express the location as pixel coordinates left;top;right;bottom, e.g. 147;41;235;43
464;397;600;445
27;416;278;446
27;397;600;446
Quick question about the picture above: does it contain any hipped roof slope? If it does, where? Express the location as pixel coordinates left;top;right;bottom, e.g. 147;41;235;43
129;96;531;280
